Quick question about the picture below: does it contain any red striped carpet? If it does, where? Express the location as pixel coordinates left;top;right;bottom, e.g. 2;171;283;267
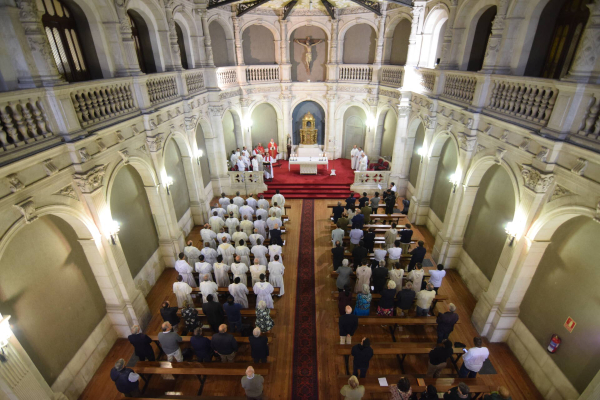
291;199;318;399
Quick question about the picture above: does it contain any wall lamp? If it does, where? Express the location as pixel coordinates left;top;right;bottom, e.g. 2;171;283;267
417;147;426;163
505;222;518;246
195;148;204;165
164;176;174;195
108;220;120;245
449;172;461;193
0;314;12;363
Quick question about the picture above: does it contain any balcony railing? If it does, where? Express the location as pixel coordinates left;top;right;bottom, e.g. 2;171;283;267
69;79;138;127
246;65;279;83
339;65;373;82
381;66;404;87
441;72;477;105
184;70;205;95
351;171;391;190
0;92;55;151
146;74;179;106
216;67;238;89
420;70;436;92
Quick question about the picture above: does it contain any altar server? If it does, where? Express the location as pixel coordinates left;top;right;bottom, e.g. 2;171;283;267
268;255;285;296
350;145;359;170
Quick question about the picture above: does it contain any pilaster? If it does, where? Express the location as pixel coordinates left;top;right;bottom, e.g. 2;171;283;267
480;2;509;74
206;103;231;190
200;9;215;67
565;0;600;84
112;0;144;76
165;4;183;72
325;92;337;157
437;0;458;70
232;16;245;66
405;1;426;68
389;97;412;196
407;115;437;225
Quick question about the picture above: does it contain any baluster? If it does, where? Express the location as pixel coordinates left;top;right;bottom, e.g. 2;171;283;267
117;86;127;111
0;125;8;149
30;99;49;137
71;92;83;123
541;88;556;124
20;101;37;140
529;86;542;121
8;102;29;142
0;106;19;143
580;96;600;135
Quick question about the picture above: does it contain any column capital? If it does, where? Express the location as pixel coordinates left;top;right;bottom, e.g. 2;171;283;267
73;165;107;194
146;133;165;152
521;165;555;193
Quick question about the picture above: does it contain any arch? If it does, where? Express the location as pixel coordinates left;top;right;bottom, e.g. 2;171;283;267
422;5;449;68
527;205;596;242
383;14;412;64
374;107;398;158
463;155;521;207
173;8;198;69
459;3;497;71
127;8;161;73
286;21;332;41
334;99;370;120
289;26;328;82
250;103;279;148
195;118;213;188
342;23;377;64
342;106;367;159
291;100;326;146
127;0;170;71
164;138;192;221
174;22;189;69
222;108;243;158
387;19;411;65
242;25;277;65
209;19;236;67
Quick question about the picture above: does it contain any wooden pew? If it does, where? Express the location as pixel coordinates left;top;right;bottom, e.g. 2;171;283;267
132;361;269;395
329;270;431;280
191;287;280;296
337;342;465;374
125;396;246;400
174;308;277;318
192;271;270;279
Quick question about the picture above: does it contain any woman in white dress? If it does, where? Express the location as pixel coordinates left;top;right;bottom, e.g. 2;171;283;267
228;277;249;308
253;275;274;309
389;263;405;294
408;263;425;294
250;259;266;286
230;256;249;287
236;241;251;266
213;255;231;287
268;255;285;296
354;260;372;293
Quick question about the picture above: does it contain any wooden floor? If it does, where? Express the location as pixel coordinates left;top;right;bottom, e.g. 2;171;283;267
79;197;544;400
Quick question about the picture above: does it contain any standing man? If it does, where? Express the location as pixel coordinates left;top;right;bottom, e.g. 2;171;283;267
229;277;249;308
348;227;363;252
361;200;372;224
363;227;376;253
251;239;269;266
213;202;227;220
249;229;264;247
241;366;264;400
399;223;413;254
358;192;369;208
246;194;258;211
384;222;398;250
233;191;245;208
175;253;197;288
110;359;141;397
459;337;490;378
240;201;254;221
253;274;274;309
427;339;454;378
223;296;244;333
332;224;345;248
332;201;345;223
200;225;217;249
345;192;357;210
240;215;254;237
271;189;285;208
199;274;218;300
227;200;240;220
219;193;231;208
371;192;380;214
437;303;459;343
337;212;350;231
160;301;180;331
249;328;269;363
358;154;368;171
254;215;267;238
339;305;358;344
351;337;374;378
184;240;202;267
384;189;396;215
332;241;345;271
158;322;183;362
173;275;193;307
429;264;447;294
387;240;403;269
128;325;155;362
201;242;218;266
202;294;225;333
408;241;427;272
267;138;278;159
209;211;224;234
268;254;285;296
351;209;365;229
257;194;269;211
350;145;359;170
212;324;238;362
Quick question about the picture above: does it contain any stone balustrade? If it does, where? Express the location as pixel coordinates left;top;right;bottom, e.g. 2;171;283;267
441;72;477;105
184;71;205;95
246;66;280;83
381;66;404;87
216;67;238;89
420;70;436;92
146;74;179;106
0;93;55;151
69;79;138;127
227;170;267;195
350;170;391;193
339;65;373;82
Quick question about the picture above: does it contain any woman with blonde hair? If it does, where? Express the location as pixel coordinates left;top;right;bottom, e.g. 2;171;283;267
255;300;274;332
340;375;365;399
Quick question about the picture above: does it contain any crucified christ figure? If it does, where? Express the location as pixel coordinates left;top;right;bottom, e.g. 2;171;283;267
294;36;324;74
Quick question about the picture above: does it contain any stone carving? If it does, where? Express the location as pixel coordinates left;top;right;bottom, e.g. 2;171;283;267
550;184;573;201
146;134;164;152
14;197;37;224
131;125;140;135
500;130;509;142
118;149;130;164
398;106;411;117
208;105;224;117
73;165;107;194
518;137;530;151
483;125;493;135
571;158;588;176
459;133;477;152
338;86;370;93
521;165;554;193
96;139;107;152
379;89;400;99
219;88;243;100
466;118;473;129
535;147;549;162
115;130;125;142
184;116;197;132
5;174;25;193
446;122;453;132
78;147;91;162
476;144;485;154
54;183;79;200
42;159;58;176
495;147;506;164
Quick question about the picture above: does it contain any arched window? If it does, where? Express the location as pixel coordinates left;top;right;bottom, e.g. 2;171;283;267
467;6;497;72
175;22;189;70
128;10;157;74
40;0;89;82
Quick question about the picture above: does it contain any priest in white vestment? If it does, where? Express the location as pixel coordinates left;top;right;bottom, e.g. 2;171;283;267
236;242;251;266
199;275;218;300
231;227;248;247
350;145;359;170
200;224;217;248
213;255;231;287
267;216;282;232
230;256;249;287
217;229;231;246
257;195;269;210
173;276;193;307
219;194;231;208
175;253;197;288
268;255;285;296
263;154;275;179
251;240;269;266
230;151;239;168
268;244;282;262
269;205;282;219
255;153;264;171
246;195;258;211
249;229;264;247
253;276;274;309
252;157;259;171
240;215;254;236
184;241;202;267
271;190;285;207
236;157;245;171
227;201;240;219
196;256;214;281
213;203;227;219
225;214;240;233
229;278;249;308
256;206;268;222
358;154;368;171
217;239;236;265
239;203;254;220
209;212;224;234
233;193;244;208
250;259;266;286
254;216;267;238
201;242;218;265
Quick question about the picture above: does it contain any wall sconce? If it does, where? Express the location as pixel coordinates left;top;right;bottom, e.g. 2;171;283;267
417;147;426;163
195;148;203;165
108;220;120;245
0;314;12;363
449;172;461;193
505;222;518;246
243;117;253;131
164;176;174;195
367;115;377;130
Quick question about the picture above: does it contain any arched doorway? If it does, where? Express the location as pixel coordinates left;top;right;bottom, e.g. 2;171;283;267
251;103;278;147
222;109;243;157
209;20;235;67
289;26;328;82
342;106;366;159
343;24;376;64
466;6;497;72
292;101;325;146
408;123;425;188
242;25;276;65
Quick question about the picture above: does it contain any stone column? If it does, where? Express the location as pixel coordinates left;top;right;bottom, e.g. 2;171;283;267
479;1;509;74
200;9;215;67
113;0;144;76
279;18;292;82
240;97;252;150
405;1;426;67
207;104;231;190
565;0;600;83
0;327;68;400
373;12;386;66
232;16;245;66
326;12;340;82
363;97;379;157
280;91;292;157
72;165;152;334
389;97;412;196
437;0;458;70
472;164;554;340
165;4;183;71
325;92;337;157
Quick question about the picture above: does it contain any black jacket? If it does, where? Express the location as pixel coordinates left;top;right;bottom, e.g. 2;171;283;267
269;229;283;246
249;335;269;360
345;196;357;209
128;333;154;359
396;288;416;310
358;196;369;208
339;313;359;336
160;306;180;326
437;312;459;336
190;335;213;360
202;300;225;328
351;343;374;368
399;229;413;244
211;332;238;355
429;345;453;365
372;267;388;293
444;387;471;400
352;246;368;267
409;246;427;268
363;232;376;252
351;213;365;229
332;205;345;222
110;367;138;394
332;246;345;269
379;289;396;309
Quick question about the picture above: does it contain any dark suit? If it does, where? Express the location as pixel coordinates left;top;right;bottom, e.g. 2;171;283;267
363;231;376;253
358;196;369;208
249;335;269;363
352;245;368;268
396;288;416;310
436;311;459;343
190;335;213;361
351;343;374;377
269;229;283;246
345;196;357;209
332;246;345;270
202;300;225;332
384;193;396;214
351;214;365;229
160;306;180;327
408;246;427;271
332;205;344;223
338;313;359;336
372;267;388;293
128;333;155;361
401;199;410;215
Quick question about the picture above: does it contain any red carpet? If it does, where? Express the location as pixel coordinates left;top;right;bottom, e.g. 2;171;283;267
292;199;318;399
264;158;354;199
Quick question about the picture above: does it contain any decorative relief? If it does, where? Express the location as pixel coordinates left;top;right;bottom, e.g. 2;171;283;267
54;183;79;200
208;105;224;117
146;134;164;152
118;149;130;164
220;88;243;100
535;147;549;162
96;139;107;152
184;116;197;132
73;165;107;194
245;86;282;94
521;165;554;193
571;157;588;176
14;197;37;224
550;184;573;201
476;144;485;154
42;159;58;176
518;137;530;151
483;125;493;135
4;174;24;193
78;147;91;162
131;125;140;135
495;147;506;164
500;130;509;142
379;89;400;99
459;133;477;152
398;106;411;117
115;130;125;142
338;86;370;93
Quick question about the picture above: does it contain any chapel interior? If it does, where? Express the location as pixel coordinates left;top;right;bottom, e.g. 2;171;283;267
0;0;599;399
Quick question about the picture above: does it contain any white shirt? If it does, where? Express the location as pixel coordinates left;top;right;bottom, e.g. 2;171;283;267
428;269;446;288
349;229;363;245
415;289;436;309
463;347;490;373
388;247;403;260
373;249;387;261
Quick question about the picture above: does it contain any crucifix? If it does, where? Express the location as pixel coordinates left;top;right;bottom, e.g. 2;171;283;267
293;36;324;74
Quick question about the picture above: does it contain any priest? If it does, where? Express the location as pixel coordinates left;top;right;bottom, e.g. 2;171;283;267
350;145;359;170
267;138;278;159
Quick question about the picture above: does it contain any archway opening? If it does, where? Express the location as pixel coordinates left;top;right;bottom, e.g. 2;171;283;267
110;165;160;278
242;25;276;65
175;22;189;69
389;19;411;65
292;101;325;146
251;103;278;148
343;24;376;64
342;106;366;158
290;26;327;82
429;138;458;222
462;164;515;280
209;20;235;67
164;140;191;222
222;110;243;160
195;122;213;188
376;109;397;159
466;6;497;72
127;9;157;73
408;123;425;187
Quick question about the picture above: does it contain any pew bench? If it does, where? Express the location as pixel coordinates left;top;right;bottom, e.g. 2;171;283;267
176;307;277;318
191;287;280;296
125;396;246;400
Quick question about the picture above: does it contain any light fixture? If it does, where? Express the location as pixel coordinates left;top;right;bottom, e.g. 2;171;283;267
243;116;253;131
108;220;120;245
0;314;12;363
505;222;518;246
449;171;461;193
164;176;174;195
195;148;203;165
367;115;377;130
417;147;426;163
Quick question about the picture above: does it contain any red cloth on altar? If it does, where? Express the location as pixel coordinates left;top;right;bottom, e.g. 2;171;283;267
268;141;278;159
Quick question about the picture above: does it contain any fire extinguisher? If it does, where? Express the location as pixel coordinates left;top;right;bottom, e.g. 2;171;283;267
548;334;561;353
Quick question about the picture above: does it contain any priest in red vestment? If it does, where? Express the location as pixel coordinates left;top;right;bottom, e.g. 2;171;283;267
254;143;265;156
268;139;278;159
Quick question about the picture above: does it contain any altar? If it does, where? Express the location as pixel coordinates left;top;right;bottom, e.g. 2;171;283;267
290;112;328;174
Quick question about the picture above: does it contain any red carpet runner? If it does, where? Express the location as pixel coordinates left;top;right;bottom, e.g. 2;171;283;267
291;199;318;399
